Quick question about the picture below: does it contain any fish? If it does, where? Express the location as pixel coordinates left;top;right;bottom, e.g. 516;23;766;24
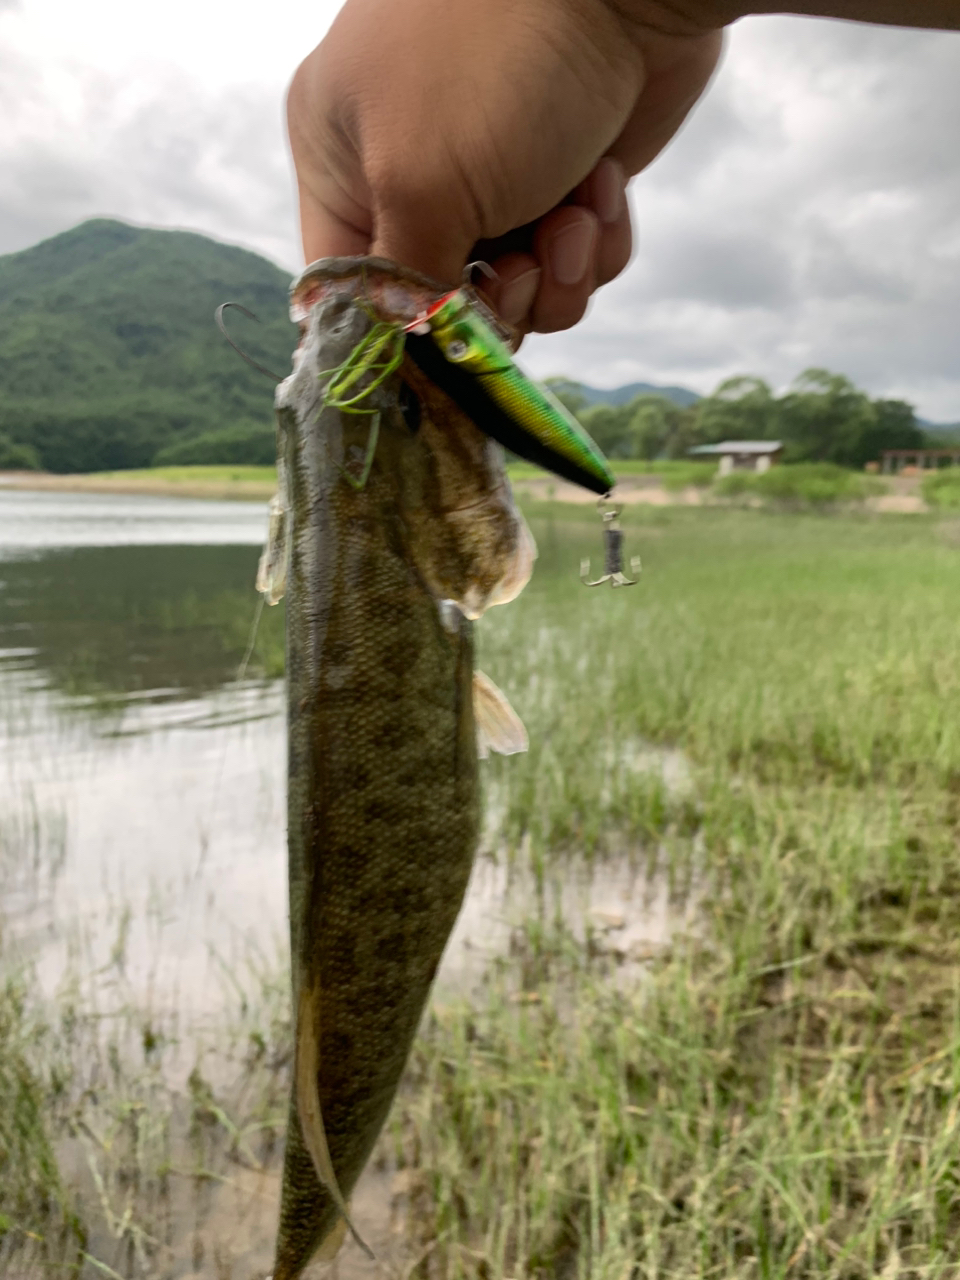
289;255;615;498
268;264;534;1279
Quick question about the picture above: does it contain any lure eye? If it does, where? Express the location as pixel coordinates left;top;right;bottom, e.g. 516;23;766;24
441;323;476;362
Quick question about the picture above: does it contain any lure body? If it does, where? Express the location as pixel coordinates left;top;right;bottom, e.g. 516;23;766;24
405;289;615;497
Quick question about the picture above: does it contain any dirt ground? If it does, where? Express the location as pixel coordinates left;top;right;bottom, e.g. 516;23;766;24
0;469;930;511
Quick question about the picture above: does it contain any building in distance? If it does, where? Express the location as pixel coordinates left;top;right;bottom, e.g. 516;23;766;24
688;441;784;476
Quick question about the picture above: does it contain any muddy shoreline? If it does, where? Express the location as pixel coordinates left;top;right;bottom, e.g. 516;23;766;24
0;468;929;510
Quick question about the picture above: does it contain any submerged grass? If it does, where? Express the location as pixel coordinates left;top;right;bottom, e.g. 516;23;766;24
5;506;960;1276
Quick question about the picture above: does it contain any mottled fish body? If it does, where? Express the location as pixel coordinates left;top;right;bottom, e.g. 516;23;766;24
271;274;532;1278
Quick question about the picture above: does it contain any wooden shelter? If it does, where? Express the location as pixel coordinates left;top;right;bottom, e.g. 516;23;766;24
882;450;960;474
688;441;784;475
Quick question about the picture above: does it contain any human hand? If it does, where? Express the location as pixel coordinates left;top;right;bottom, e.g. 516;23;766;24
286;0;726;335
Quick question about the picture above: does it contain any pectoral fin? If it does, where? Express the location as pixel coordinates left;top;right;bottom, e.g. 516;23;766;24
473;671;528;759
295;983;375;1261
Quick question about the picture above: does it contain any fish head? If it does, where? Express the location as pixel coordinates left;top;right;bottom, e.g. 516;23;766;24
283;262;536;620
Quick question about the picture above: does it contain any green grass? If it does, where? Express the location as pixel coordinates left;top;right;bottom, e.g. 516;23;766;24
393;507;960;1277
88;464;277;486
8;506;960;1276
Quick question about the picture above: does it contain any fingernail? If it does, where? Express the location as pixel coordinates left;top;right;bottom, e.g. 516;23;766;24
593;157;624;225
549;217;596;287
498;267;541;324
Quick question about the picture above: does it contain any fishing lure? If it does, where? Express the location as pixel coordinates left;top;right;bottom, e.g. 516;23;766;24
403;288;615;497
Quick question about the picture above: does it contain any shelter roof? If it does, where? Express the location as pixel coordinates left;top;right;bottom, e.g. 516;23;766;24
688;441;783;456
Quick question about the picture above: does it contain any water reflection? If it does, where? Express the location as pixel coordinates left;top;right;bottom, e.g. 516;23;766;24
0;492;287;1025
0;543;284;700
0;488;268;552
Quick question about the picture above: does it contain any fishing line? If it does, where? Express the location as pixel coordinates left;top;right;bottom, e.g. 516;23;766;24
215;302;283;382
236;592;266;683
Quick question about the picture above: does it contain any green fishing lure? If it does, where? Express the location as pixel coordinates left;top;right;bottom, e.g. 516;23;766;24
403;289;615;497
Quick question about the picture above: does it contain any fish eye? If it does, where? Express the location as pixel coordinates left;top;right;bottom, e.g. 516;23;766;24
398;381;421;433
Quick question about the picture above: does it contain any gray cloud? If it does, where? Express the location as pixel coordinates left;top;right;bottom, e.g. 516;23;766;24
525;17;960;420
0;53;298;268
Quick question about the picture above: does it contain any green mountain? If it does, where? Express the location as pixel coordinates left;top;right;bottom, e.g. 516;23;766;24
547;377;700;410
0;219;295;472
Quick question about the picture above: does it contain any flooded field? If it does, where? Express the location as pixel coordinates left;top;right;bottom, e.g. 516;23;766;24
6;493;960;1278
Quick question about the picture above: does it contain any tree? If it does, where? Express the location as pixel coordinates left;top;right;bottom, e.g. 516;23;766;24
854;398;924;470
694;376;777;443
625;396;700;459
579;402;637;458
777;369;874;463
0;433;40;470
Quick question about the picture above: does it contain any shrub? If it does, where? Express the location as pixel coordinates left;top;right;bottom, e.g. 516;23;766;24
922;469;960;510
0;435;41;471
713;462;884;507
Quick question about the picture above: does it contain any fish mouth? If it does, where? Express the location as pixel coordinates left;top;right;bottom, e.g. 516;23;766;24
289;255;458;329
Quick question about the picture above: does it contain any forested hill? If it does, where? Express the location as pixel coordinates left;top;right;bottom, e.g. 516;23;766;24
0;219;294;472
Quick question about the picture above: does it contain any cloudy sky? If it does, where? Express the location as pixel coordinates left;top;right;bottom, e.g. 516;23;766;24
2;1;958;419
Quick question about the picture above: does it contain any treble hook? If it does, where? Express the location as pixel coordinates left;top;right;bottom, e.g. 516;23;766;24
581;502;641;587
215;302;283;382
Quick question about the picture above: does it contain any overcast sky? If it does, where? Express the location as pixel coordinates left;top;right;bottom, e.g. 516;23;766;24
2;2;958;419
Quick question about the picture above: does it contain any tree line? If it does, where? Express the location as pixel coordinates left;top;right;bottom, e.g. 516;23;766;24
551;368;933;470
